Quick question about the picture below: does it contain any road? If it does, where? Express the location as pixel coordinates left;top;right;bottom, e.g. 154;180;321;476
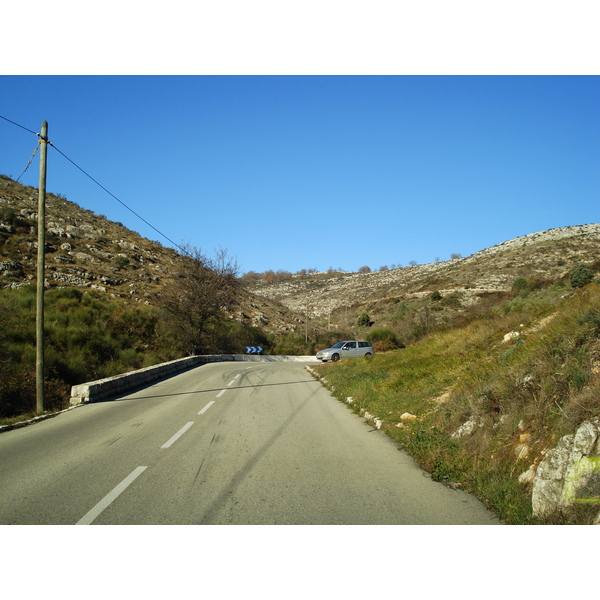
0;361;500;524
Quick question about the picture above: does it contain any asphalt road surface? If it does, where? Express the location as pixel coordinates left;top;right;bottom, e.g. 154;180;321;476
0;361;500;524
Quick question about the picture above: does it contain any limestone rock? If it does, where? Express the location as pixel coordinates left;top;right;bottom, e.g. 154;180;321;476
531;421;600;518
451;416;482;439
400;412;417;421
531;435;574;517
71;252;94;262
502;331;521;343
518;463;537;484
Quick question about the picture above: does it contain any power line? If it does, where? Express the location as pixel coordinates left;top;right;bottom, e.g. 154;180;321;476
1;114;189;257
49;142;188;256
0;114;39;136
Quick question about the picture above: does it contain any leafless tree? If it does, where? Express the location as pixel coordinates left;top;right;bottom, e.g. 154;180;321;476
158;245;240;355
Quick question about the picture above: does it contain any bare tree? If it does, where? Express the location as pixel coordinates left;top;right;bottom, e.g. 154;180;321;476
158;245;240;355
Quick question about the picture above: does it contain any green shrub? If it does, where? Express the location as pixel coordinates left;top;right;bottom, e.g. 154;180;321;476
270;333;312;356
357;312;372;327
0;287;181;421
113;255;130;270
440;294;462;309
512;277;528;294
366;328;403;352
570;264;594;288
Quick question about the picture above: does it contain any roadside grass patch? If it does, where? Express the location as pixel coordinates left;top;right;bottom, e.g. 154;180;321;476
314;283;600;524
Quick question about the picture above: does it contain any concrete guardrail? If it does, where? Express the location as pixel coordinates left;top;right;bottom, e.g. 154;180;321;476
70;354;318;405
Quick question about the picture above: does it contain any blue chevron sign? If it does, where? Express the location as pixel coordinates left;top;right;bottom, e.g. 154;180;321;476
245;346;263;354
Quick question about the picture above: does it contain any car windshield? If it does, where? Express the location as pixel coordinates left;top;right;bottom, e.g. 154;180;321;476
331;342;346;348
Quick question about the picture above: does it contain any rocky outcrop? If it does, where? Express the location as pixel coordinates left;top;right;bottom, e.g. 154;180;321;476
528;420;600;522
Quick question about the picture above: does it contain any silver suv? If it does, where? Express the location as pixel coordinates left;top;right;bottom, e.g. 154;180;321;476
316;340;374;362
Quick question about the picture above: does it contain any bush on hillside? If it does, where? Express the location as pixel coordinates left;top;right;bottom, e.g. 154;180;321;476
366;328;404;352
512;277;528;295
570;264;594;288
357;312;372;327
270;333;312;356
0;287;178;420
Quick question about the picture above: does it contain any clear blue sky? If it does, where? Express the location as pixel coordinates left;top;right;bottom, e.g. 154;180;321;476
1;75;598;274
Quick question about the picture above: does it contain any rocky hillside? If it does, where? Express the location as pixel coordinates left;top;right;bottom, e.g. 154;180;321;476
248;223;600;324
0;175;298;334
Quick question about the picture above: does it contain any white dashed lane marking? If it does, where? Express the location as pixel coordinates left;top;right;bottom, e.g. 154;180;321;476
198;401;215;415
76;466;147;525
161;422;194;449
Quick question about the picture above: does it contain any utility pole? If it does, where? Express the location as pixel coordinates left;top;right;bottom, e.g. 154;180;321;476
36;121;48;414
305;301;309;343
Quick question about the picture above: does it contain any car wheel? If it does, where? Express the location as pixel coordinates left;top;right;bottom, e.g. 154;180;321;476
364;352;372;357
331;353;340;362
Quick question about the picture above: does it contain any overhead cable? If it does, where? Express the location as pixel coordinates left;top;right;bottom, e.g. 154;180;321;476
49;141;188;255
0;114;39;136
1;113;189;257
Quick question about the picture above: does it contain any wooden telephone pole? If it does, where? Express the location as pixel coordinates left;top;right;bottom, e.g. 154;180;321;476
36;121;48;413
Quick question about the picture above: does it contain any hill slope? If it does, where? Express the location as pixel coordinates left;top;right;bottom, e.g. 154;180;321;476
248;223;600;332
4;173;599;338
0;174;298;334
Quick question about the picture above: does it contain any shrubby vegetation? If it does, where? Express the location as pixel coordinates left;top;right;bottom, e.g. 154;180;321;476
570;263;594;288
357;312;371;327
512;277;529;294
365;328;404;352
315;280;600;524
270;330;355;356
0;276;263;422
0;286;178;420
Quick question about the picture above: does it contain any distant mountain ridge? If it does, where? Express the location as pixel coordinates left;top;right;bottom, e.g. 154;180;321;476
248;223;600;319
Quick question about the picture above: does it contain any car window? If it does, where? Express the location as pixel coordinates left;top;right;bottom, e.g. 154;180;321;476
344;342;357;349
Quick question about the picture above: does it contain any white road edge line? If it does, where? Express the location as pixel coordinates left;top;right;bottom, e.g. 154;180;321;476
76;466;147;525
198;401;215;415
161;421;194;449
